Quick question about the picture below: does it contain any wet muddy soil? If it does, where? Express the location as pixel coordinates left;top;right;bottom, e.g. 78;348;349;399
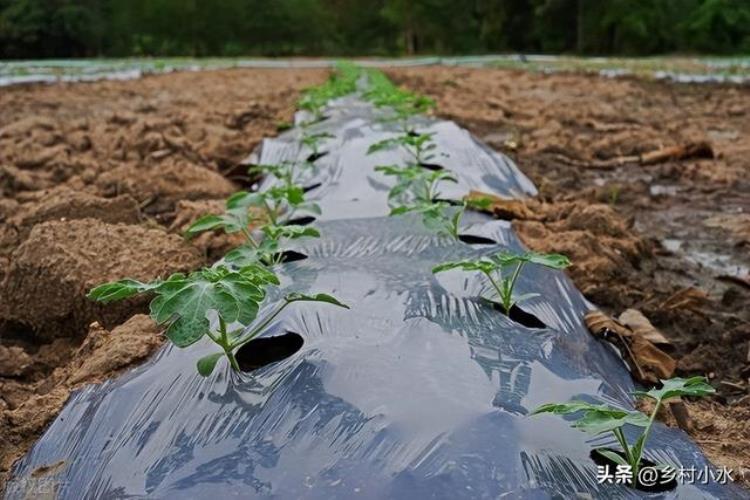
0;67;326;492
389;66;750;482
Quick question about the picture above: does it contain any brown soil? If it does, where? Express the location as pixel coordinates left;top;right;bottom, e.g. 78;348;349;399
1;218;204;338
0;68;326;492
389;66;750;482
0;315;162;482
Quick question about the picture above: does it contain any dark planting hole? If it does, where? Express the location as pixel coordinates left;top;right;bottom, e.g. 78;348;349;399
302;182;322;193
492;302;546;329
306;151;328;163
419;162;444;171
458;234;498;245
236;332;304;372
590;449;678;493
432;198;464;207
284;216;316;226
272;250;308;264
407;130;420;137
219;162;257;187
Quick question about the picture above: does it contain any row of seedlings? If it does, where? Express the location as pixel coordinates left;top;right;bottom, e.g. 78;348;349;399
361;68;571;322
360;68;715;492
87;64;363;376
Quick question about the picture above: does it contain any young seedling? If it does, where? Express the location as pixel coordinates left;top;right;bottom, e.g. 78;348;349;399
362;68;479;241
391;201;464;240
374;164;466;239
187;187;320;239
375;164;457;206
368;131;438;165
88;264;348;376
224;224;319;268
363;68;436;122
432;251;571;315
301;131;334;161
185;189;320;267
236;186;321;225
248;161;312;190
298;61;362;122
531;377;715;489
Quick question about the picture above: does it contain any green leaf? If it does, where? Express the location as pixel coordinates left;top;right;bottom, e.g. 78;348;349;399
525;252;571;270
87;279;160;303
262;224;320;241
224;244;264;268
431;170;458;185
390;205;411;216
238;263;280;286
420;204;449;232
185;215;226;237
197;352;224;377
286;185;306;206
285;292;350;309
302;132;334;150
375;164;410;176
531;401;648;435
185;207;253;237
634;376;715;403
367;138;400;155
431;257;497;275
488;251;570;270
531;401;603;416
432;261;465;274
594;448;629;466
388;182;412;203
573;409;649;435
466;196;494;211
434;252;571;278
631;433;648;470
149;267;264;347
226;191;258;209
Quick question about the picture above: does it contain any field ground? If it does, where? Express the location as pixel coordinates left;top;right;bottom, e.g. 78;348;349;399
2;55;750;87
0;64;749;490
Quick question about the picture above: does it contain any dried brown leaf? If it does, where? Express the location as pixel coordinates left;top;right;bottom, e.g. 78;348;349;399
618;308;671;345
584;310;676;385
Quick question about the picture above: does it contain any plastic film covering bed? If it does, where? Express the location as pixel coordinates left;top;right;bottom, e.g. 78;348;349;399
6;96;744;500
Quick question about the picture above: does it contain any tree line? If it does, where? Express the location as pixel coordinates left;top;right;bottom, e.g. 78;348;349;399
1;0;748;59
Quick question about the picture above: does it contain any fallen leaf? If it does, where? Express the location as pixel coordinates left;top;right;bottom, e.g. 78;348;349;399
618;308;671;345
658;287;710;314
585;310;676;385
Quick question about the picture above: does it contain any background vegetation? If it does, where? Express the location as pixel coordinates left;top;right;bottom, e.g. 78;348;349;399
1;0;749;59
